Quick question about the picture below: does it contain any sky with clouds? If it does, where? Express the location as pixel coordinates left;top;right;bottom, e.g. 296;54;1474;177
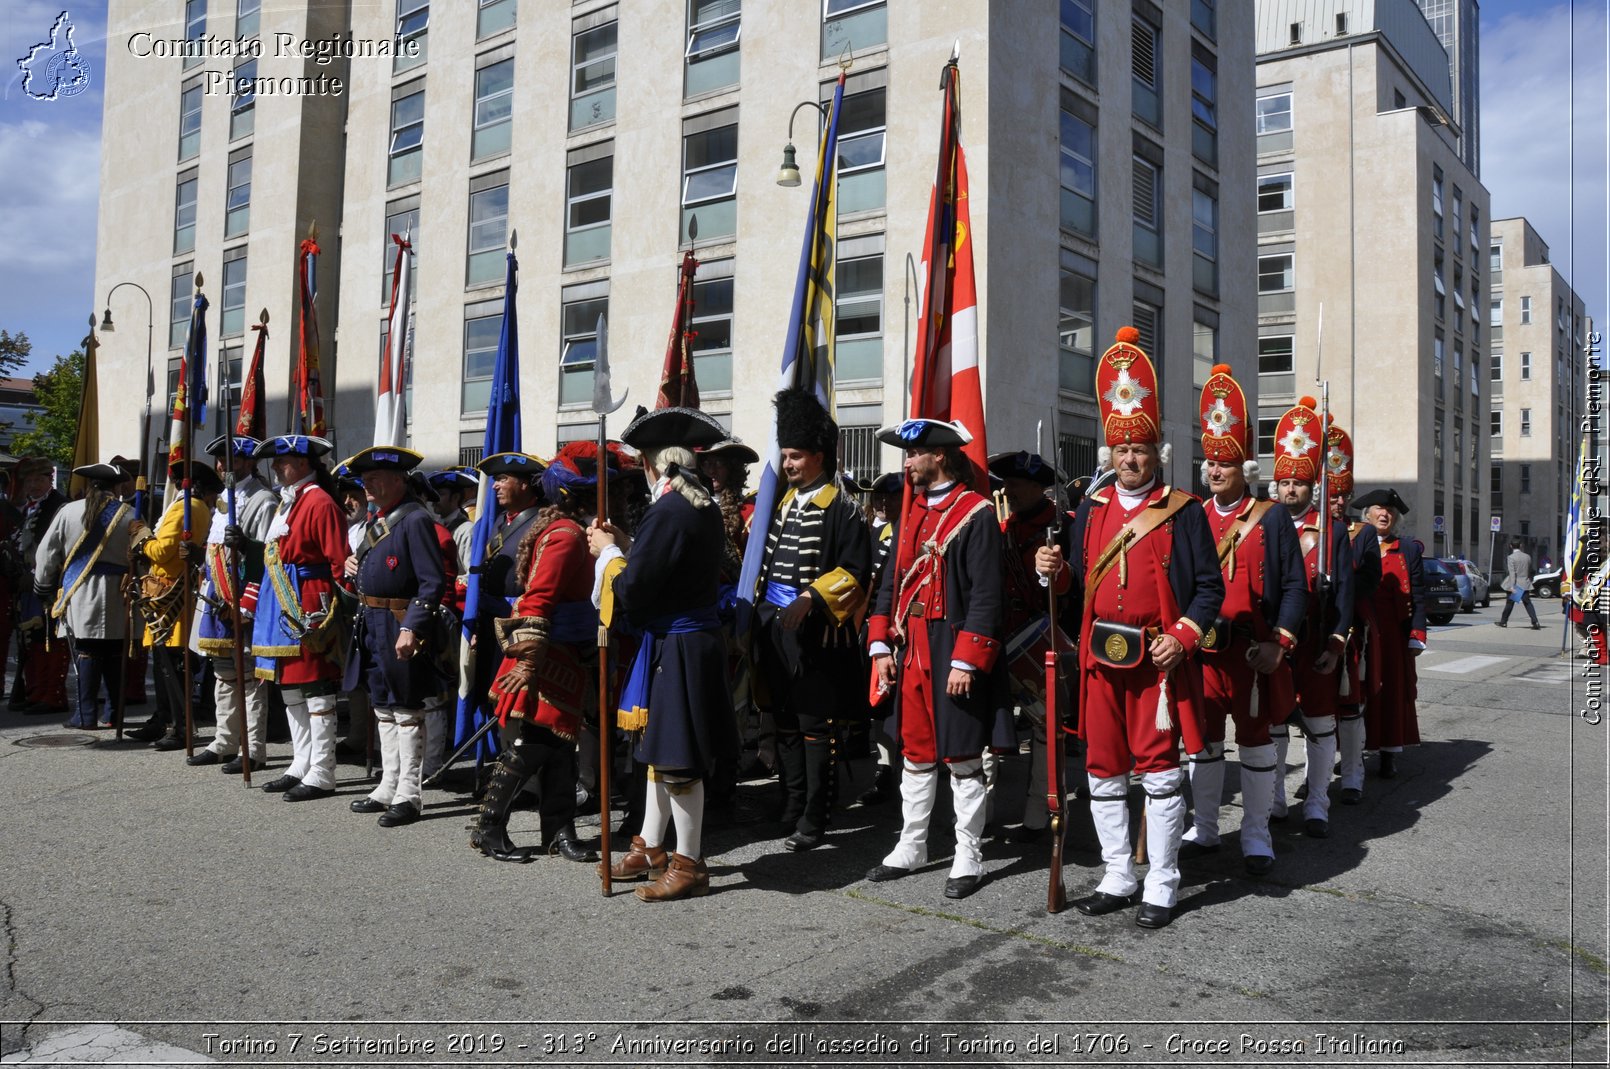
0;1;1604;378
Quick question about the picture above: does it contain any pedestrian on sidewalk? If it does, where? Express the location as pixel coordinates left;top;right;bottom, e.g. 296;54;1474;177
1498;540;1540;630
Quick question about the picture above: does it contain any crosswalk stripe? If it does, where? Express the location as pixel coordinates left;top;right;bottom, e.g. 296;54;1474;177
1423;654;1510;674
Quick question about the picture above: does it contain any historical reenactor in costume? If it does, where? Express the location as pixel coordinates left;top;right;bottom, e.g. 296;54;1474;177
591;406;735;901
1272;398;1355;838
750;390;872;851
988;450;1077;842
31;463;144;730
472;445;610;863
1051;327;1222;929
466;452;548;710
1352;488;1424;778
128;461;220;750
427;468;479;589
110;455;151;708
10;457;70;714
1182;367;1306;874
856;471;905;806
185;435;278;771
335;448;448;826
864;417;1011;901
1325;423;1380;803
251;435;351;801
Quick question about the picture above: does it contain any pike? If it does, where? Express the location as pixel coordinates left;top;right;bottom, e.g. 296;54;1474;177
1315;305;1334;631
1037;418;1067;913
591;312;628;894
217;309;267;785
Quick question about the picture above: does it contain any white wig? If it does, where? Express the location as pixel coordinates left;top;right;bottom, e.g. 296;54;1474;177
1099;442;1171;467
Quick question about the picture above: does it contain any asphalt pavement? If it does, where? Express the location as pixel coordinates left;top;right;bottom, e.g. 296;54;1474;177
1;600;1605;1067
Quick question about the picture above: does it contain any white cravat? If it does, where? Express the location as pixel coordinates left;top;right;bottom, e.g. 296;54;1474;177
1116;477;1159;509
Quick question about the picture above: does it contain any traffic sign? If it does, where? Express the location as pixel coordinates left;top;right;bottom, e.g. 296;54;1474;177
1490;514;1502;533
1432;514;1445;534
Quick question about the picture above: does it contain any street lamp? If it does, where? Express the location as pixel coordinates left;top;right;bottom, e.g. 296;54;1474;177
776;100;829;187
101;280;156;523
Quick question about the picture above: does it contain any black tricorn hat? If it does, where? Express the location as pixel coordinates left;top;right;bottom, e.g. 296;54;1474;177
988;450;1057;487
169;460;224;496
73;463;125;486
1352;488;1411;515
620;406;727;451
774;389;838;462
869;472;903;496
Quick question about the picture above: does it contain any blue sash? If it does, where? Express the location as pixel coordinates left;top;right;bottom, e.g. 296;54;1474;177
60;501;129;598
251;560;334;669
548;600;599;645
615;606;721;732
763;581;803;608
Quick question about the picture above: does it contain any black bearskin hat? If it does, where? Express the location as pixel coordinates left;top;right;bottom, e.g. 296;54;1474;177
774;388;838;467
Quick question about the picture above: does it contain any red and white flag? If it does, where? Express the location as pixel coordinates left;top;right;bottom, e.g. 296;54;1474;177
375;233;413;446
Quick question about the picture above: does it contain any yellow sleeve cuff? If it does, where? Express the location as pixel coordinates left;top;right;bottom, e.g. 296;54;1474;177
598;555;628;629
809;567;866;625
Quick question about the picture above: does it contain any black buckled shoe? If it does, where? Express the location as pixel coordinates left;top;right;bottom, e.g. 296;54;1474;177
350;797;388;814
125;721;165;742
283;783;334;803
472;825;535;863
378;802;421;827
186;749;223;766
546;827;598;862
865;864;912;883
1304;818;1329;838
1244;854;1274;876
1135;902;1174;929
261;774;300;793
944;873;985;900
151;734;186;752
1073;890;1138;916
784;830;824;852
1339;787;1363;805
221;756;263;775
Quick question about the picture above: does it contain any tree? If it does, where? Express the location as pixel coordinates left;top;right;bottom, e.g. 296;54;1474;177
9;349;83;465
0;329;31;378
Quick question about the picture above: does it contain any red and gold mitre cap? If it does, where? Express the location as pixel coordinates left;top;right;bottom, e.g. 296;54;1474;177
1324;419;1355;496
1272;396;1323;483
1097;326;1161;448
1199;363;1250;464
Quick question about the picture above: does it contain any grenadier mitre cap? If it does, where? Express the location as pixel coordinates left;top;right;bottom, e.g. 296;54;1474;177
1272;396;1323;484
1097;326;1161;448
1199;364;1250;464
1324;419;1355;497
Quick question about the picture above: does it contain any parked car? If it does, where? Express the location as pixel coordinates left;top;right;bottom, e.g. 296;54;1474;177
1531;567;1564;599
1442;558;1490;611
1421;557;1463;626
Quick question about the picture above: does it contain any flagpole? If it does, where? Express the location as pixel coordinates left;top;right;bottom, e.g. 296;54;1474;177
181;272;204;759
590;310;627;893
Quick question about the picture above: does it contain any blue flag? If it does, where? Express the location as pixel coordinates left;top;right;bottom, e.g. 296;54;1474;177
735;74;845;634
453;250;522;759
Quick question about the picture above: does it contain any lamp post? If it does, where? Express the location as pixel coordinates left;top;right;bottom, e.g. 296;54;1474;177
775;100;830;187
100;280;155;523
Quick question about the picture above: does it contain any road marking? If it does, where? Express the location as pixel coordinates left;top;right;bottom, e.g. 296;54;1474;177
1;1024;213;1065
1514;663;1572;685
1423;654;1509;674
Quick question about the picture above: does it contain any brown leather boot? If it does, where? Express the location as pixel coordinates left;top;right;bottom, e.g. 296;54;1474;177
634;853;709;902
598;835;667;882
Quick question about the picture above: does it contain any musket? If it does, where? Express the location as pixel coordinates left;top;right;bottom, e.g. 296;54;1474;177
423;712;498;787
591;311;628;894
1038;419;1067;913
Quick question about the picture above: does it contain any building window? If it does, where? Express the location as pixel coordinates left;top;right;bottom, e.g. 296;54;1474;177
836;84;886;213
1520;351;1531;380
682;119;738;244
220;249;247;337
462;302;500;414
396;0;428;72
1470;350;1480;395
559;293;609;407
1490;242;1503;276
478;0;516;39
229;59;256;140
184;0;206;69
1131;16;1162;128
1470;206;1480;258
1257;253;1293;293
178;83;203;162
1258;172;1293;212
236;0;260;38
1490;409;1502;436
691;270;734;394
1059;105;1095;237
388;88;424;186
1451;187;1463;255
218;343;244;413
1433;331;1445;401
1191;181;1217;295
169;267;193;350
1433;248;1445;320
1192;0;1216;39
1431;165;1444;238
1256;90;1292;151
1490;298;1503;329
571;17;617;131
1257;416;1279;458
224;153;251;238
173;175;198;255
1191;53;1216;165
1060;0;1095;83
1453;342;1462;392
1491;350;1502;380
466;179;509;287
472;59;514;161
1491;462;1502;496
1520;295;1531;324
1521;463;1532;493
686;0;740;96
1520;408;1532;436
564;151;613;267
822;0;886;61
382;200;420;303
1433;416;1443;472
1453;421;1463;485
835;254;883;384
1059;267;1095;394
1131;300;1161;365
1193;312;1217;390
1393;87;1406;108
1132;156;1161;269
